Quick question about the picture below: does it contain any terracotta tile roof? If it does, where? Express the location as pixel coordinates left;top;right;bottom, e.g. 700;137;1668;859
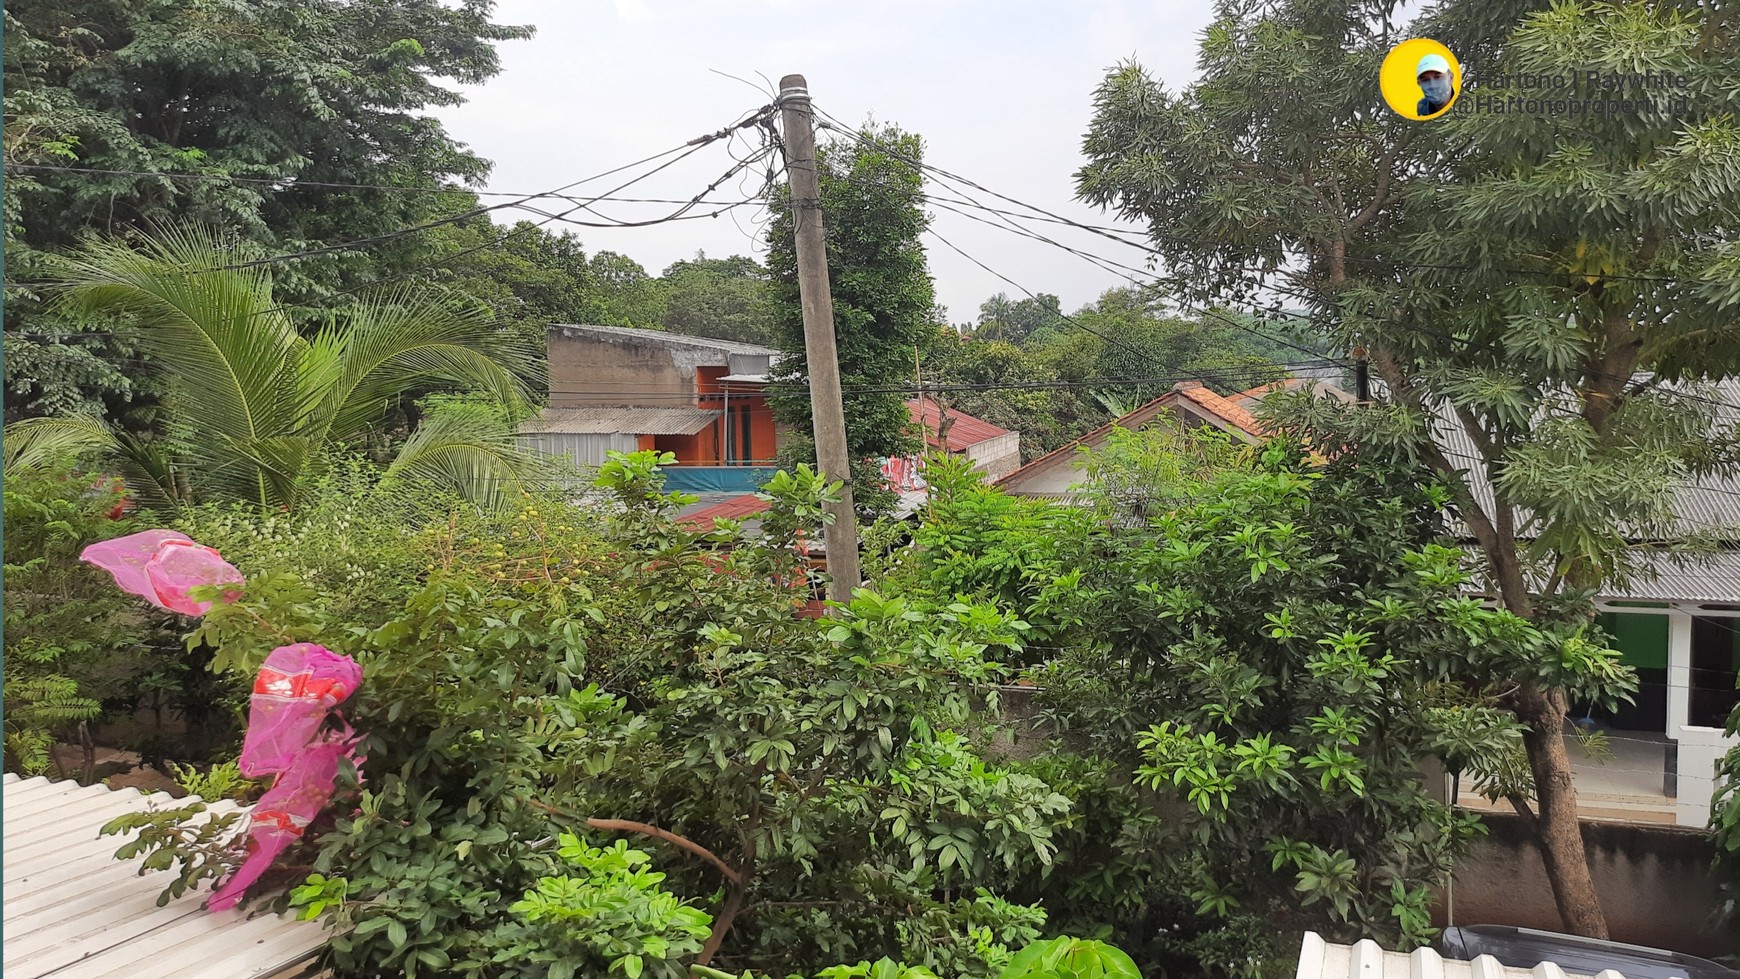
905;398;1012;452
1238;380;1289;401
993;382;1268;491
993;396;1177;488
677;493;769;530
1172;382;1265;436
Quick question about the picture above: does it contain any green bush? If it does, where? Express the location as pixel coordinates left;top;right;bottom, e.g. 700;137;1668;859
3;455;152;776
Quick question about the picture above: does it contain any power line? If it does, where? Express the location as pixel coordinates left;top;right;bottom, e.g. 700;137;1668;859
241;108;781;318
812;107;1736;417
2;162;759;207
913;161;1740;420
816;112;1694;289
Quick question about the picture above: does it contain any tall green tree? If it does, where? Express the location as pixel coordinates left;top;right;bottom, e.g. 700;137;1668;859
923;336;1099;458
1074;288;1281;406
766;123;938;473
5;229;540;511
422;219;605;350
1076;0;1740;936
3;0;531;418
974;292;1065;345
659;252;775;346
587;251;669;330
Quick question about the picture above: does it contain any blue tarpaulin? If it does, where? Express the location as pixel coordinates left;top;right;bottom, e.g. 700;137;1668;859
661;466;780;493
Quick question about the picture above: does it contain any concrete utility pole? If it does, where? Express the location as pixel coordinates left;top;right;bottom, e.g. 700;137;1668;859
779;73;861;604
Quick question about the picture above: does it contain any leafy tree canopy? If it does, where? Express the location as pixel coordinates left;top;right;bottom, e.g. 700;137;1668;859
767;122;939;468
4;0;531;418
1074;0;1740;937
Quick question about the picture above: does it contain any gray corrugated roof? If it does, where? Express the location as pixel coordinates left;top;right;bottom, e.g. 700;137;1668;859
1428;376;1740;539
549;324;780;357
521;406;719;436
3;773;330;979
1603;549;1740;604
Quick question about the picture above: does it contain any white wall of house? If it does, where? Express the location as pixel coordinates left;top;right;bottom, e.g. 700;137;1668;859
517;432;641;467
1677;724;1736;827
1595;601;1739;826
965;433;1021;479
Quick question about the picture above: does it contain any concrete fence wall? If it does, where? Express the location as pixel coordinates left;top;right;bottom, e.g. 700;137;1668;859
1437;812;1734;957
993;687;1736;956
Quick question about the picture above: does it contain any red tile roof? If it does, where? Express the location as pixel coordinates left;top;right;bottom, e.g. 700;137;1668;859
1172;383;1265;436
678;493;769;529
1238;380;1289;401
993;382;1267;489
993;396;1177;488
905;398;1013;452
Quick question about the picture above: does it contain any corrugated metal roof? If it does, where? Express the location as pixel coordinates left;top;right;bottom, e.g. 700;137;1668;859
678;492;769;529
1599;550;1740;604
549;324;781;358
1428;377;1740;540
3;773;330;979
1296;932;1627;979
521;406;719;436
906;398;1014;451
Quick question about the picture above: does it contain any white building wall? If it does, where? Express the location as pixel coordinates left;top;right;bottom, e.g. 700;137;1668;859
1676;724;1737;827
1594;601;1739;826
965;433;1022;479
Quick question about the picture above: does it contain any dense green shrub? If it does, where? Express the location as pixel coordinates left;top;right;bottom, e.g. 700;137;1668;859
2;454;165;775
898;439;1632;971
122;452;1070;978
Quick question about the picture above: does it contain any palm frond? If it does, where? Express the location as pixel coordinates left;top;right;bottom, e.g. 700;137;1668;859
3;415;116;475
51;228;304;461
210;435;325;511
312;292;541;443
379;413;543;512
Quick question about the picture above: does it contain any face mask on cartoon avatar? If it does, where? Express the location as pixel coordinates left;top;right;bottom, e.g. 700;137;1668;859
1420;76;1452;104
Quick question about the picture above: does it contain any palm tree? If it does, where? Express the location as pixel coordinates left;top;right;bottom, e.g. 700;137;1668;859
5;228;543;511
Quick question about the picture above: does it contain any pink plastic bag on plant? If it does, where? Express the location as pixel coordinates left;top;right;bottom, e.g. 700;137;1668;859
81;529;243;616
238;643;364;775
207;735;354;912
206;643;363;913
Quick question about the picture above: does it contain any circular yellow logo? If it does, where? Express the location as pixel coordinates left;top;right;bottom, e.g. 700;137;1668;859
1380;39;1461;120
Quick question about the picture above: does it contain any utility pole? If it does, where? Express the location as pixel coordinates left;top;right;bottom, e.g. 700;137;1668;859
779;74;861;603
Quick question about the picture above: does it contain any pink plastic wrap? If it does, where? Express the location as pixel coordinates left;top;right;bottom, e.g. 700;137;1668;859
207;643;363;913
239;644;364;772
208;738;351;912
81;529;243;615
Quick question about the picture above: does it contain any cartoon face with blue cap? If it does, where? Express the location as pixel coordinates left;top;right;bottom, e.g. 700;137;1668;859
1416;52;1454;116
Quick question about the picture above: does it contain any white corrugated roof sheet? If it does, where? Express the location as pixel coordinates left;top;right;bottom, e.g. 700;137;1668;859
3;773;329;979
1297;932;1627;979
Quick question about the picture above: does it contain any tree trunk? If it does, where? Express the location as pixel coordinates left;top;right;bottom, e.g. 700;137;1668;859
1515;685;1609;938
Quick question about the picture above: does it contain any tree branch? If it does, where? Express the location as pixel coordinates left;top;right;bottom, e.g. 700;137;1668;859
583;818;743;886
1505;792;1538;828
1347;145;1399;232
521;797;743;886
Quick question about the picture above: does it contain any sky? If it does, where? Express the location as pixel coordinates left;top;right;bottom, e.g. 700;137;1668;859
432;0;1217;324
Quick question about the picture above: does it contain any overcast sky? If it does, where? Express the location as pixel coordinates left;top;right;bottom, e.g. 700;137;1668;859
432;0;1215;323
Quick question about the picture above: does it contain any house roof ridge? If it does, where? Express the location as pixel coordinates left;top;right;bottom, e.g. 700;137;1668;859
549;323;781;357
993;392;1175;486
